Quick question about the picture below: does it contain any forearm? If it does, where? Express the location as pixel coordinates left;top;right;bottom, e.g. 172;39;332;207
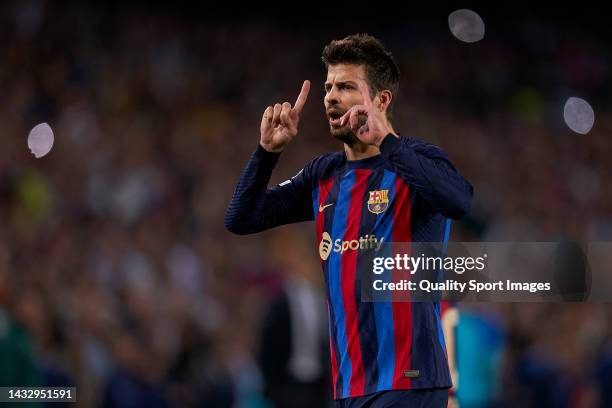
225;145;312;234
442;306;459;390
224;145;281;234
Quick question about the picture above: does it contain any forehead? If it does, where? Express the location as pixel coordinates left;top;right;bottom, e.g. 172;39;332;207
325;64;366;83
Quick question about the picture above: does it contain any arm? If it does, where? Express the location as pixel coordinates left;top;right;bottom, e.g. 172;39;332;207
441;302;460;394
225;80;312;235
224;147;313;235
379;135;473;219
337;81;472;219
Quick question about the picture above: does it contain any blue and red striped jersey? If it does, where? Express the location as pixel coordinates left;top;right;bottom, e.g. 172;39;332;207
225;134;473;399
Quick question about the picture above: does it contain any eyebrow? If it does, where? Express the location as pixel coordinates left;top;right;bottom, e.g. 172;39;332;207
324;81;357;88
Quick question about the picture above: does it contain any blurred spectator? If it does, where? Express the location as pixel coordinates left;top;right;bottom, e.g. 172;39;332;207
0;271;42;389
258;229;331;408
456;304;505;408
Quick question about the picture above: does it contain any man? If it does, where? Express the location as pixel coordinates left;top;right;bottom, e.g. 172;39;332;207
258;229;331;408
225;34;473;407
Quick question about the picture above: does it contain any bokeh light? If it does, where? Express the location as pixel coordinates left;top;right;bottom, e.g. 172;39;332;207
448;9;485;43
27;122;55;158
563;97;595;135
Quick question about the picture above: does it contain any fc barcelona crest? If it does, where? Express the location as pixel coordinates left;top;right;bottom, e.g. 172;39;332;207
367;189;389;214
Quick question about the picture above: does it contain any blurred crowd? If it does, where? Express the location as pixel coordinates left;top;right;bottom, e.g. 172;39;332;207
0;2;611;407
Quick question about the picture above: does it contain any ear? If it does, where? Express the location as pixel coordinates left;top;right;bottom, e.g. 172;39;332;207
376;90;393;114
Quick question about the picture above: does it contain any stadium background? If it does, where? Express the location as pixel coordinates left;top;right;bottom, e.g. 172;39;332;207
0;1;611;407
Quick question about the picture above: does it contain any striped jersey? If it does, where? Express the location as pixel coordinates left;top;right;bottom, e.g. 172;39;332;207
225;134;473;399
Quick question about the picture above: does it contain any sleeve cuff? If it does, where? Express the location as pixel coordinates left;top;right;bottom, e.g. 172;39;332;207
255;143;282;162
379;133;401;156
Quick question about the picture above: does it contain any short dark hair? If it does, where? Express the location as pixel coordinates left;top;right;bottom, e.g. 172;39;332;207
322;33;400;120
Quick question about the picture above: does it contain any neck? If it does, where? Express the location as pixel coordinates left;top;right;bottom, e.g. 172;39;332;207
344;124;398;161
344;142;380;161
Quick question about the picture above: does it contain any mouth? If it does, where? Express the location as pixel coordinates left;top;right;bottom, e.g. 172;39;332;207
327;111;344;126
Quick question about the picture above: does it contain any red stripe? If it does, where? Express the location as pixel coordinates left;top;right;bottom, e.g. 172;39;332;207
391;178;413;389
328;305;339;400
341;169;370;396
316;179;336;393
316;178;334;244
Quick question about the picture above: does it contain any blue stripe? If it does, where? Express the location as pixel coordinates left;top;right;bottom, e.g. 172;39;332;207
435;302;446;353
354;169;382;395
321;176;344;398
436;218;452;353
312;185;320;220
442;218;452;253
329;170;355;398
372;170;397;392
326;300;343;393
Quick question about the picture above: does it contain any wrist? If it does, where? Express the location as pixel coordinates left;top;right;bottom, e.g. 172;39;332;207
257;143;283;157
259;142;284;154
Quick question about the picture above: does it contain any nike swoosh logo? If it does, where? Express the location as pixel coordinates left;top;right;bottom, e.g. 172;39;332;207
319;203;334;213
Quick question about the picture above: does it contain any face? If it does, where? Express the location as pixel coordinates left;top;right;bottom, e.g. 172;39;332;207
324;64;371;145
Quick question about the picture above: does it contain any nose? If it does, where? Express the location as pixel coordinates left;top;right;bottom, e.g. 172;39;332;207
325;86;340;106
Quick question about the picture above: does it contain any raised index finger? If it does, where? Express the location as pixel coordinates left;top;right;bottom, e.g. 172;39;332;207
293;80;310;114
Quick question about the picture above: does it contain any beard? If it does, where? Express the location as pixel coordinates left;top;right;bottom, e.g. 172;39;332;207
330;125;359;146
328;113;368;146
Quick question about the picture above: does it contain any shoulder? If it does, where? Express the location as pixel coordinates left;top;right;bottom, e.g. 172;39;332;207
275;152;343;190
399;134;450;159
303;151;345;181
